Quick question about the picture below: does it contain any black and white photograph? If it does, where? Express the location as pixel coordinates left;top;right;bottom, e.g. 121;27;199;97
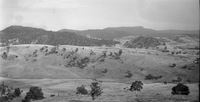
0;0;199;102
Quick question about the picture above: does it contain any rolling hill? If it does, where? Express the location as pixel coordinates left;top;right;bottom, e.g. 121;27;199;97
59;26;199;40
123;36;162;48
0;26;118;46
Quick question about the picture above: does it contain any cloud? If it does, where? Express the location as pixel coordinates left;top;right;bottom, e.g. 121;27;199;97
138;0;199;24
0;0;199;30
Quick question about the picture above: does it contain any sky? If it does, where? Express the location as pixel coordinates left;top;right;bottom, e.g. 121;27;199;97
0;0;199;31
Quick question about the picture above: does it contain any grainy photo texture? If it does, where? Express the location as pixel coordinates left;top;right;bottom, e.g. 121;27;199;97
0;0;199;102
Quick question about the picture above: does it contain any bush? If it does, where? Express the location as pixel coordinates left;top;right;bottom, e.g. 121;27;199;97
90;82;103;100
172;77;182;83
169;63;176;68
76;85;88;95
145;74;162;80
172;83;190;95
129;81;143;92
102;69;108;73
2;52;7;59
118;49;123;56
23;86;44;102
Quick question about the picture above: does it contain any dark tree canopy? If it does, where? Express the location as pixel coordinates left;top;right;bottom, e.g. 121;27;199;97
90;82;103;100
172;83;190;95
23;86;44;102
129;81;143;92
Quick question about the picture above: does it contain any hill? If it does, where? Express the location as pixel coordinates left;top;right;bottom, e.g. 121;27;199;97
59;26;199;40
0;44;199;83
0;26;118;46
123;36;162;48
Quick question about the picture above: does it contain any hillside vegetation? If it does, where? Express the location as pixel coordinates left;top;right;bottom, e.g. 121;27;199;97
59;26;199;40
0;26;118;46
123;36;162;48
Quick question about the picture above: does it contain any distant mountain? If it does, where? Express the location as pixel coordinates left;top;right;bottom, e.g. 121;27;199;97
58;26;199;40
0;26;118;46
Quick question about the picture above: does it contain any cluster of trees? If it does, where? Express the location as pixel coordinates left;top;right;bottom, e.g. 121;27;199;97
0;82;23;101
171;51;182;55
76;81;103;100
65;56;90;69
108;49;123;60
0;80;190;102
145;74;163;80
22;87;44;102
181;65;192;70
124;36;161;49
45;47;59;56
0;82;44;102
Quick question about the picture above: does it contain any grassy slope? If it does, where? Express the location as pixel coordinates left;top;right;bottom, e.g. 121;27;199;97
0;44;199;102
0;44;199;83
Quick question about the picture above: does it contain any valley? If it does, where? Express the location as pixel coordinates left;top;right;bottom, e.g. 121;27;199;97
0;26;199;102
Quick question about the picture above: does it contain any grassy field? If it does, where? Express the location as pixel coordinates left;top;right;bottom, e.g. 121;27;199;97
0;44;199;102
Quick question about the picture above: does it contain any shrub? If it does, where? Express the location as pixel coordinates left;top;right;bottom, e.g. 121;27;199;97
2;52;7;59
102;69;108;73
169;63;176;68
145;74;162;80
172;83;190;95
145;74;154;80
32;50;37;57
62;48;66;52
129;80;143;92
172;77;182;83
50;94;55;97
118;49;123;56
181;65;187;69
76;85;88;95
90;82;103;100
75;48;79;53
23;86;44;102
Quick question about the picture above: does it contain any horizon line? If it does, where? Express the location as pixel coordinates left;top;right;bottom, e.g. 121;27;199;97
1;25;199;32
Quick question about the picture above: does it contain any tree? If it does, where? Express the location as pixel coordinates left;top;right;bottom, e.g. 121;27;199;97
118;49;123;56
14;88;22;97
172;83;190;95
62;48;66;52
76;85;88;95
102;69;108;73
2;52;7;59
23;86;44;102
32;50;37;57
75;48;79;53
129;81;143;97
90;82;103;100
